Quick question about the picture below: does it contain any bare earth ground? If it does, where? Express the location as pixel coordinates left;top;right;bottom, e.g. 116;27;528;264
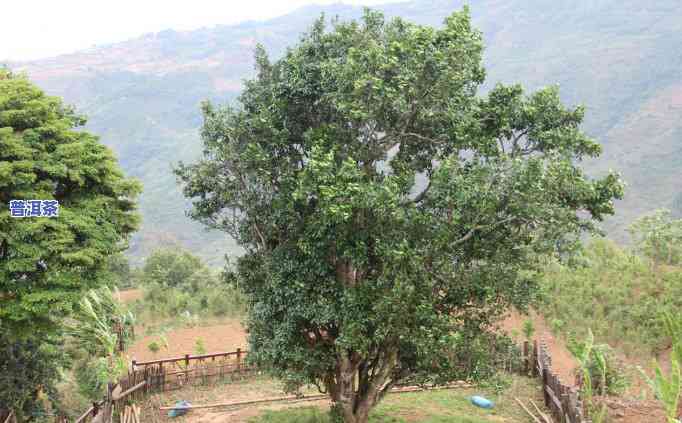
125;321;247;362
116;287;144;303
498;309;578;385
139;377;326;423
118;288;247;362
138;376;545;423
599;396;666;423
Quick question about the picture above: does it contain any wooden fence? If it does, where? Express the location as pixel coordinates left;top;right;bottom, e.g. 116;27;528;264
524;340;589;423
130;348;253;391
6;342;590;423
1;410;16;423
71;349;254;423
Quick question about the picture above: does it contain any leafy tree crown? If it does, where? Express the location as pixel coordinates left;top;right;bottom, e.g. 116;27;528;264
176;8;623;422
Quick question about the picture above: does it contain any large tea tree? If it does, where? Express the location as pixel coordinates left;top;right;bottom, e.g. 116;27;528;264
0;70;141;338
176;9;623;423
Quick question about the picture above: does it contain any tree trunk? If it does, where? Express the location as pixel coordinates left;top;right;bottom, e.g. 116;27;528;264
327;348;397;423
330;259;397;423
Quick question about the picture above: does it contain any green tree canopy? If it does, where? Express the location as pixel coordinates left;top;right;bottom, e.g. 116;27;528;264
628;209;682;266
0;69;141;338
176;8;623;423
140;247;205;290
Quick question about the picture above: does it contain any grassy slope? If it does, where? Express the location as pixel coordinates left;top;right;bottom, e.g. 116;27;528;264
8;0;682;263
540;238;682;360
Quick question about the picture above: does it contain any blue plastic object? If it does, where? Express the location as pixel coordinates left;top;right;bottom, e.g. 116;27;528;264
470;395;494;409
168;400;192;417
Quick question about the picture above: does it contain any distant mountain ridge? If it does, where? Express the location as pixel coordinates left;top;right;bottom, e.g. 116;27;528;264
8;0;682;264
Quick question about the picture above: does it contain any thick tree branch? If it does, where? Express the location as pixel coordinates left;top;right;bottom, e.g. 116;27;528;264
452;216;518;246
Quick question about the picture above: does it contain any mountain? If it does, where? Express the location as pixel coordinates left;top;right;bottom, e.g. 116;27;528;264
7;0;682;264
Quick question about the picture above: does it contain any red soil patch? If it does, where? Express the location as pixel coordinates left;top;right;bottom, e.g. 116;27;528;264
500;311;672;421
116;288;144;303
499;309;578;386
126;321;247;363
600;397;667;423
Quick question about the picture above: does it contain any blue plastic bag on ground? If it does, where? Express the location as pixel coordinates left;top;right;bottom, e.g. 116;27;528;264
168;400;192;417
470;395;494;409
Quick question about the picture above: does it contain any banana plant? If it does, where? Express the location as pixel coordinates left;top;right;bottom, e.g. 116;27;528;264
640;358;680;423
570;329;607;423
638;311;682;423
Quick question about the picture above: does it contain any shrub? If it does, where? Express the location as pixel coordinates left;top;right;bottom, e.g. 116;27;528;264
195;339;207;355
522;319;535;341
134;248;247;321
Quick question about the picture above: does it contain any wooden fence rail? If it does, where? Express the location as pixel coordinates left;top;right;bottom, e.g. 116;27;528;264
67;348;254;423
7;341;591;423
525;340;589;423
1;410;16;423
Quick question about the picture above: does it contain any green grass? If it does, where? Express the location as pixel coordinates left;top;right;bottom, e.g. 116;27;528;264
248;375;544;423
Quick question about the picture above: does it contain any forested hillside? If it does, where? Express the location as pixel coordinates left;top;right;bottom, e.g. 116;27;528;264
7;0;681;264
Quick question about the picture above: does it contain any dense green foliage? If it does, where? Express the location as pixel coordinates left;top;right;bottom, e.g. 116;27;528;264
107;253;134;288
64;287;134;399
176;8;622;422
13;0;682;262
133;248;245;319
0;70;139;418
0;336;67;421
569;330;629;397
628;209;682;266
0;70;141;337
541;238;682;357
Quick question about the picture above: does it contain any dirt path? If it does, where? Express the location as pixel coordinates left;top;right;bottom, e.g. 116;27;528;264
499;309;578;386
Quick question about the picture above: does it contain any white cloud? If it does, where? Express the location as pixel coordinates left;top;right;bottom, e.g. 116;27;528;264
1;0;395;61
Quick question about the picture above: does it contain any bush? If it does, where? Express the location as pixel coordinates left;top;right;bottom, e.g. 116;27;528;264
134;248;247;321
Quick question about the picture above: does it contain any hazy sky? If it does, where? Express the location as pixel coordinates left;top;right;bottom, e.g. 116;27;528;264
2;0;395;61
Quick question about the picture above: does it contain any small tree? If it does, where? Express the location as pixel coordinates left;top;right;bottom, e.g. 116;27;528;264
195;338;207;355
176;8;623;423
141;247;204;290
628;209;682;267
522;319;535;341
